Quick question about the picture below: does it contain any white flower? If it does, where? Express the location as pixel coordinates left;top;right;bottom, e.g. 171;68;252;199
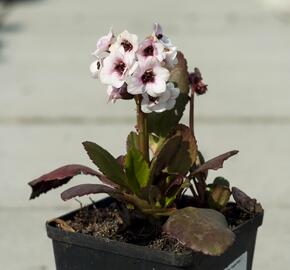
92;28;115;57
153;23;173;48
141;82;180;113
110;30;138;54
89;58;103;79
137;38;165;62
164;46;178;68
127;58;170;97
152;23;178;67
99;48;136;88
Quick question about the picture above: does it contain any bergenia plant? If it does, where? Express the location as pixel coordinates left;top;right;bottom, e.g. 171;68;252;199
28;24;261;256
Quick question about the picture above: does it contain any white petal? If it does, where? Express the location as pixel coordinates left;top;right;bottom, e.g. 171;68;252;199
161;36;173;48
170;86;180;99
141;105;152;113
155;42;166;61
165;99;176;110
146;79;166;97
107;85;114;96
153;23;163;37
128;61;138;75
141;94;152;113
93;28;115;57
143;57;159;70
154;66;170;81
166;82;180;99
116;30;139;53
127;77;144;95
89;60;101;79
158;89;171;103
110;73;125;88
99;68;112;85
150;102;167;113
165;48;178;67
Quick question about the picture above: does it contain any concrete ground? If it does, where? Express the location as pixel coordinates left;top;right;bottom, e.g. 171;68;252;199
0;0;289;269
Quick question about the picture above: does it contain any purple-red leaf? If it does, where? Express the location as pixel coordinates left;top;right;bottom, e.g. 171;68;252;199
232;187;263;214
61;184;152;213
61;184;118;201
163;207;235;256
190;150;239;176
28;164;113;199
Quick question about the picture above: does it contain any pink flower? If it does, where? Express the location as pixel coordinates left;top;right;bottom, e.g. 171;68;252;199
110;30;138;54
137;38;165;62
92;28;115;57
141;82;180;113
127;58;170;97
99;48;137;88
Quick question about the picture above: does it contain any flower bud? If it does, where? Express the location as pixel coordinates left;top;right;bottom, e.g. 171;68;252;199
107;83;134;103
189;68;208;95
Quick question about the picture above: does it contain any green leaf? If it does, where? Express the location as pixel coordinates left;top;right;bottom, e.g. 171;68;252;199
207;177;231;210
82;141;127;188
126;131;139;152
125;146;150;193
163;207;235;256
147;93;189;137
213;177;230;188
149;133;165;154
207;185;231;210
145;185;162;207
147;52;190;137
150;124;197;183
165;180;191;207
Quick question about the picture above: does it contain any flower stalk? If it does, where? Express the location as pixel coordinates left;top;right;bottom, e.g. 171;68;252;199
136;95;149;163
188;68;208;136
189;90;195;136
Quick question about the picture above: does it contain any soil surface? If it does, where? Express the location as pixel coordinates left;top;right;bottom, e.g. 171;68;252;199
58;200;254;254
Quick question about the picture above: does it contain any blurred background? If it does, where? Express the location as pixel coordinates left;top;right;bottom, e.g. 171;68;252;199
0;0;290;269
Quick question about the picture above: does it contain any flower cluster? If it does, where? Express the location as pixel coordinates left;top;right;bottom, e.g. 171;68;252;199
90;24;180;113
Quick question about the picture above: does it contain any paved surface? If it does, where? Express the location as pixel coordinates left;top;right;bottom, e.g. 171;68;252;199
0;0;290;269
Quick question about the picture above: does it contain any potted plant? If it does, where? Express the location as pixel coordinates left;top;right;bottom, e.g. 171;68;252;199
29;23;263;270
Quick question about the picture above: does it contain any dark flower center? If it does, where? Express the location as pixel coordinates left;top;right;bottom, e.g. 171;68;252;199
157;34;163;40
115;61;126;75
143;45;154;57
148;95;158;103
121;40;133;52
141;69;155;84
97;61;101;69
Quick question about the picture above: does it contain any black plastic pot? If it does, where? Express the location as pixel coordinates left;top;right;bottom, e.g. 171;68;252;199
46;197;263;270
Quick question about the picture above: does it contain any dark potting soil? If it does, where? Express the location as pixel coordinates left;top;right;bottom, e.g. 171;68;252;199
60;200;254;255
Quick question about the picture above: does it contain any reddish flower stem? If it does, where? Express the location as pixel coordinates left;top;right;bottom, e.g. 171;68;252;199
189;89;195;136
